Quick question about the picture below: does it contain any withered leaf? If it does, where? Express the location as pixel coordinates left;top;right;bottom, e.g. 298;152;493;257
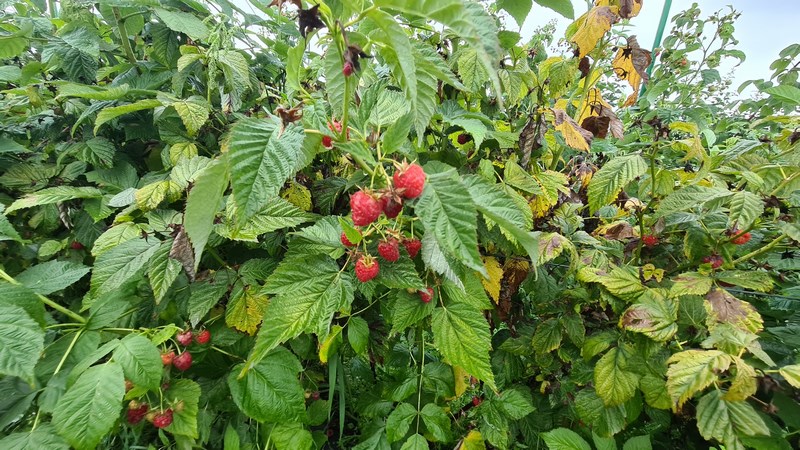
298;5;325;38
705;288;763;333
612;36;652;92
276;105;303;128
570;6;620;58
581;116;610;139
344;44;371;72
170;224;196;282
578;56;590;79
598;221;637;240
552;108;593;151
619;0;643;19
269;0;301;8
519;113;546;167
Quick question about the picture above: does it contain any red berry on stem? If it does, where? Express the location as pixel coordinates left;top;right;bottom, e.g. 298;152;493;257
350;190;382;226
393;162;426;199
341;232;356;247
173;352;192;371
377;238;400;262
355;255;380;282
153;409;173;429
403;238;422;258
419;287;433;303
702;254;723;269
70;241;83;250
731;232;751;245
457;133;470;145
380;195;403;219
642;235;659;247
176;330;193;346
343;61;354;77
322;135;333;149
127;403;149;425
161;351;175;366
195;329;211;345
472;397;482;407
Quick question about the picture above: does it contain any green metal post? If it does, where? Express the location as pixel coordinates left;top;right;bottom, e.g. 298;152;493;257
640;0;673;97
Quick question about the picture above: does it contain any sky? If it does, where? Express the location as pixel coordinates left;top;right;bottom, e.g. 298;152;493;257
516;0;800;95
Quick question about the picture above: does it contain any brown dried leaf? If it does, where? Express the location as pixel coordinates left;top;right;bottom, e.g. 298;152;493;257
276;105;303;129
581;116;610;139
519;113;546;167
705;288;763;333
269;0;301;8
595;221;637;240
170;225;196;282
298;5;325;38
619;0;643;19
552;108;593;151
612;36;652;92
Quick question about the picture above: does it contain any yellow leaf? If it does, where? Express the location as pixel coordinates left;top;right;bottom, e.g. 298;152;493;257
529;195;552;218
319;325;343;364
612;36;652;93
552;108;593;151
225;288;269;335
597;0;643;19
458;430;486;450
724;357;757;401
641;264;665;283
281;181;312;211
480;257;503;304
169;142;198;166
569;6;620;58
453;365;470;397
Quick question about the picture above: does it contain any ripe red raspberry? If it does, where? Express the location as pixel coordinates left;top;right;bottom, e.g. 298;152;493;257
731;232;751;245
393;163;426;199
419;287;433;303
343;61;354;76
153;409;173;429
126;402;148;425
341;232;356;247
70;241;83;250
355;255;380;282
176;330;193;346
194;329;211;345
472;396;482;407
702;254;723;269
173;352;192;371
457;133;470;145
380;195;403;219
403;238;422;258
322;135;333;149
161;351;175;366
377;238;400;262
642;235;659;247
350;190;382;226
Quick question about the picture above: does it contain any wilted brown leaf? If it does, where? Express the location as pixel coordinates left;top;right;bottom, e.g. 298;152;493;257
552;108;593;151
298;5;325;38
613;36;652;93
170;225;196;282
705;288;763;333
618;0;643;19
581;116;610;139
519;113;546;167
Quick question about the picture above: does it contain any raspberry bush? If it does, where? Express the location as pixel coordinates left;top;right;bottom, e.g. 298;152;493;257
0;1;799;449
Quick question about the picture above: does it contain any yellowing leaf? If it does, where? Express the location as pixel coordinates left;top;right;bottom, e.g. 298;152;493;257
529;195;552;218
135;180;182;211
612;36;651;93
705;289;763;333
667;350;732;409
779;364;800;388
569;6;619;58
281;181;312;211
577;89;624;139
552;108;593;151
480;257;503;304
641;264;664;282
458;430;486;450
318;325;343;364
226;287;269;335
169;142;198;166
453;365;470;397
724;357;757;401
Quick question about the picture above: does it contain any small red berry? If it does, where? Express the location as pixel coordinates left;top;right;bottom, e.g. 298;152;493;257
70;241;83;250
343;61;354;77
702;254;723;269
380;195;403;219
173;352;192;371
322;135;333;149
457;133;470;145
176;330;193;346
126;402;148;425
393;162;426;199
161;351;175;366
153;409;173;429
472;396;482;407
195;329;211;345
341;232;356;247
731;232;751;245
355;255;380;282
403;238;422;258
377;238;400;262
350;190;382;226
642;235;659;247
419;287;433;303
311;391;321;401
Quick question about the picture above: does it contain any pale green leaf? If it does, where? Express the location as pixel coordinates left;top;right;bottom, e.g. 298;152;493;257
0;305;44;384
594;347;641;406
89;238;160;300
217;197;315;242
727;190;763;229
16;260;90;296
696;390;769;450
172;98;210;136
112;334;161;391
420;403;451;442
656;185;733;217
387;402;416;443
94;99;163;133
432;302;496;390
163;379;201;437
154;8;210;41
779;364;800;388
7;187;103;213
229;347;305;422
184;159;228;268
666;350;732;408
587;154;647;214
91;222;147;256
542;428;592;450
0;424;69;450
148;242;182;304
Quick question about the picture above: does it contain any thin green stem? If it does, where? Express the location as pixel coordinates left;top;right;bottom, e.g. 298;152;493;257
113;7;137;64
53;330;83;375
732;233;787;266
0;269;86;323
414;324;425;434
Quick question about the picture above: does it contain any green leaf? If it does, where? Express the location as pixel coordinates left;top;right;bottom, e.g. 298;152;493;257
640;374;671;410
367;10;417;121
112;334;161;391
622;435;651;450
229;347;305;422
715;271;773;292
696;390;769;450
52;363;124;449
154;8;210;41
217;197;316;242
727;191;763;229
73;137;115;168
91;222;147;256
666;350;732;408
542;428;592;450
620;290;678;342
587;154;647;214
400;434;428;450
0;424;69;450
779;365;800;388
764;85;800;105
6;186;103;213
497;0;532;26
432;302;496;390
188;270;233;327
656;185;733;217
574;389;626;437
386;402;416;443
389;289;435;334
89;238;160;301
443;275;492;310
163;379;201;437
497;388;535;419
148;241;181;304
458;48;489;93
0;283;46;326
56;82;130;100
594;347;641;406
0;305;44;384
245;255;353;371
417;163;485;276
375;255;426;290
16;260;90;296
420;403;451;442
534;0;575;19
184;159;228;268
267;423;314;450
227;117;304;226
172;98;210;136
347;316;369;356
94;99;163;133
532;318;563;354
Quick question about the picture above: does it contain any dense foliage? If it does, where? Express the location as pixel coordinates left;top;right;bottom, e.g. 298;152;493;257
0;0;799;449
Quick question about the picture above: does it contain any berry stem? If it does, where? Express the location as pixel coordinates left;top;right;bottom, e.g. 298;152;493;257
732;233;787;265
0;269;86;324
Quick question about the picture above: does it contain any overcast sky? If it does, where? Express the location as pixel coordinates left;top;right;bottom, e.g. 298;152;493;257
517;0;800;94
